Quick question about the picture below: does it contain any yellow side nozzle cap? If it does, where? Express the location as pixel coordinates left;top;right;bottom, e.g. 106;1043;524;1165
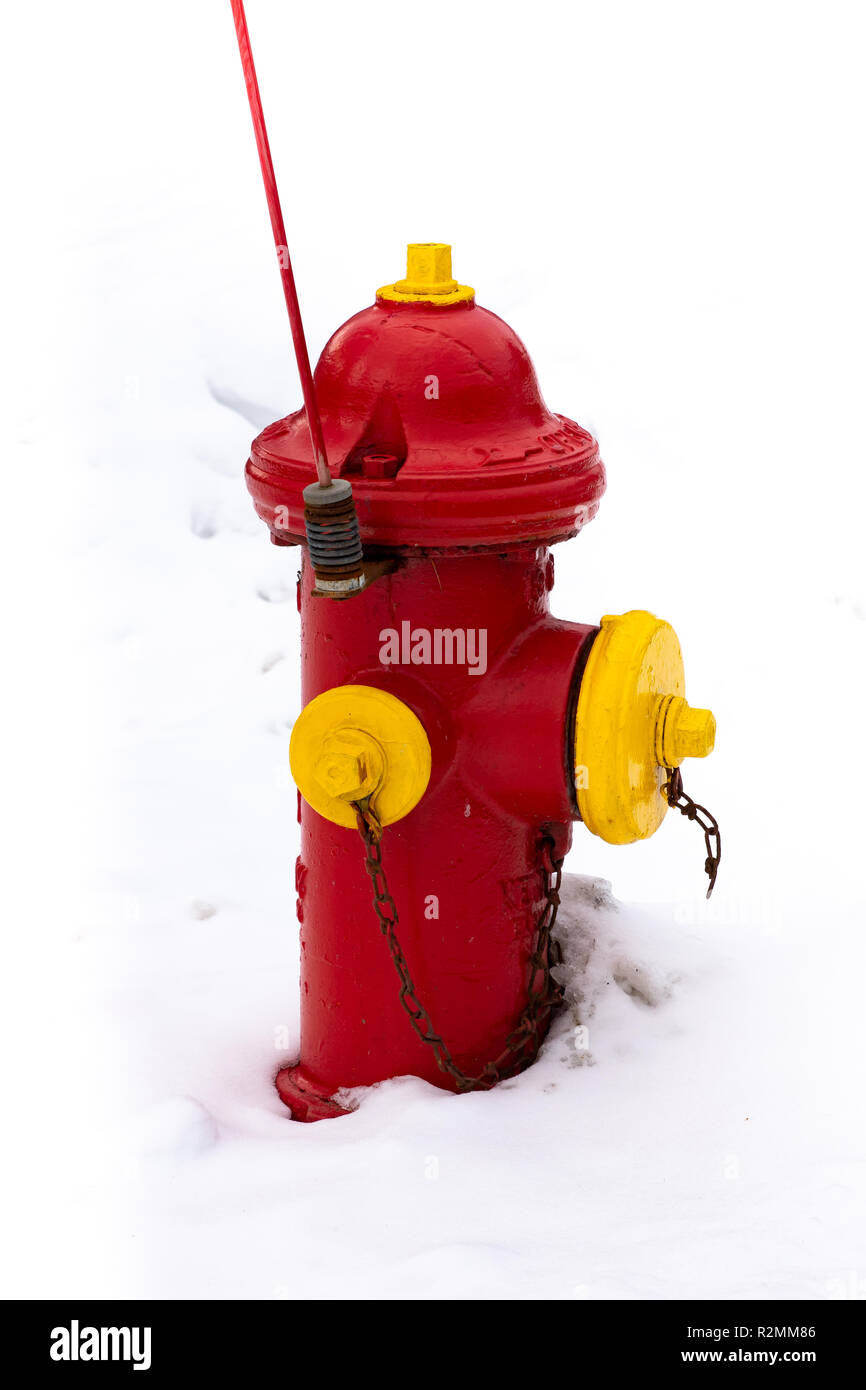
574;611;717;845
377;243;475;305
290;684;432;829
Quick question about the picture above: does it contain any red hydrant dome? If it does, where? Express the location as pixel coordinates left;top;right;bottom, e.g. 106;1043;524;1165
247;260;605;551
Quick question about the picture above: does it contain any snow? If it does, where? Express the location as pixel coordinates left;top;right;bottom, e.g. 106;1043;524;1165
3;0;865;1300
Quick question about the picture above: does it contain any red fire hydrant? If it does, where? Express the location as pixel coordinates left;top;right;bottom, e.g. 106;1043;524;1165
245;245;717;1121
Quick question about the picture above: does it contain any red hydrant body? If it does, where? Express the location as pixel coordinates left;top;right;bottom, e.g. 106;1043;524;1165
247;261;606;1119
287;548;596;1116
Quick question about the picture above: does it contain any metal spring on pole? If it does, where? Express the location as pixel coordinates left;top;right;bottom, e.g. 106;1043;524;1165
303;480;366;597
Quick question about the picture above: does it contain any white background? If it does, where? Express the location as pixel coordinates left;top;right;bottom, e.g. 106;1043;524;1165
2;0;864;1299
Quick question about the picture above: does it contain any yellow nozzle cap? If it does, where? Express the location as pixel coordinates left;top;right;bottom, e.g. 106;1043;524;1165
290;684;432;829
574;611;717;844
377;243;475;305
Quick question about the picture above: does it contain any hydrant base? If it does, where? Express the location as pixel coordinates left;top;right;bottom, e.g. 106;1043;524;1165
275;1063;351;1123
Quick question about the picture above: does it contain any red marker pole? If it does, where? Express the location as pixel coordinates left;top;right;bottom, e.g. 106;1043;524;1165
230;0;331;489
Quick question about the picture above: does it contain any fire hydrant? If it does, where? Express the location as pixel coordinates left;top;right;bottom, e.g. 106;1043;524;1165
245;244;717;1121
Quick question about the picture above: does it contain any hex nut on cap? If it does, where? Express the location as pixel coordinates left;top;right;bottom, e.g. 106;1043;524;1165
313;730;386;802
657;696;716;766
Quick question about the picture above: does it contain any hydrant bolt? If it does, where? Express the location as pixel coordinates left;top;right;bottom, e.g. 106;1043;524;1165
656;695;716;768
312;730;385;803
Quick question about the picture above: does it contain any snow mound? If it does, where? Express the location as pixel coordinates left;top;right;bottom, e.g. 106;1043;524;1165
550;873;712;1069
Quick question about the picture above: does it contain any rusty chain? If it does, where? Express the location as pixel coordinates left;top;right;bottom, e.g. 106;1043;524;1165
351;798;564;1093
351;761;719;1086
662;765;722;898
